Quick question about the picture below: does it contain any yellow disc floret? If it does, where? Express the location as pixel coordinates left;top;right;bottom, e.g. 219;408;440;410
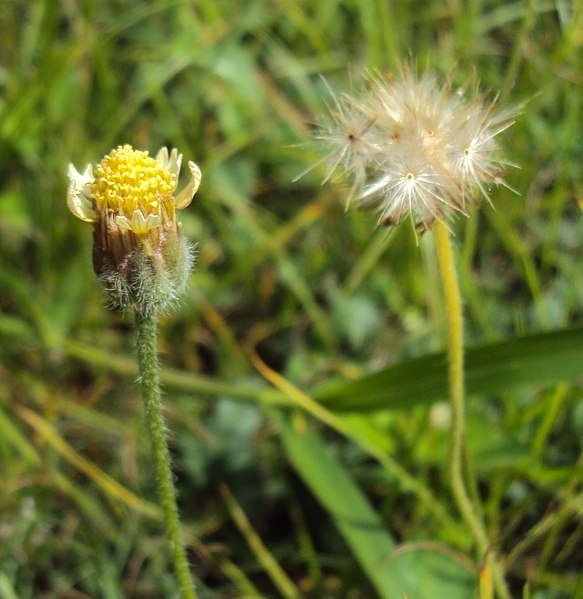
90;145;175;231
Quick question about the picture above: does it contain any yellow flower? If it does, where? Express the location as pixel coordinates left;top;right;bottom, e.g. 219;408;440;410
67;145;202;314
68;144;201;231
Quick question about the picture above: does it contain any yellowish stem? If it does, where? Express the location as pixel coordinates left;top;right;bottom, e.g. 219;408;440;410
220;483;299;599
434;220;511;599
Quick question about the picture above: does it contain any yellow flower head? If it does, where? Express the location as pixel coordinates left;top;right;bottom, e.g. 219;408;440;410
67;145;202;315
68;145;201;230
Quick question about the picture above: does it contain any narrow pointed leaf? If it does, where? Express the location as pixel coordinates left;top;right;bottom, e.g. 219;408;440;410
313;327;583;412
279;416;474;599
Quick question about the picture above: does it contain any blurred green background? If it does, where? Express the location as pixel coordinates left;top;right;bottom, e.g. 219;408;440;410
0;0;582;597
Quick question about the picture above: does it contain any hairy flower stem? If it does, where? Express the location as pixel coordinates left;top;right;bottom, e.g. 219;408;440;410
135;310;197;599
434;221;510;599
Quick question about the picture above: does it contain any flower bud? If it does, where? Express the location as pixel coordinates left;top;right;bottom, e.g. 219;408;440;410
67;145;201;315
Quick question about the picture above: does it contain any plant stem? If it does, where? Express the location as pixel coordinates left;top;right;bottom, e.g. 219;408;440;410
220;483;299;599
135;310;197;599
434;220;510;599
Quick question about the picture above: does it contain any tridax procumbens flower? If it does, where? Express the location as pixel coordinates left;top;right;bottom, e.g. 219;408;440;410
68;145;201;314
312;66;517;232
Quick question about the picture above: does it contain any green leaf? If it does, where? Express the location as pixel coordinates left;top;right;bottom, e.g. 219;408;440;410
279;415;474;599
0;573;19;599
313;327;583;412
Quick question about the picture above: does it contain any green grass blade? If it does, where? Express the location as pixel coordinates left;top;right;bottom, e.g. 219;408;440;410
279;415;400;599
0;574;19;599
279;415;474;599
314;326;583;412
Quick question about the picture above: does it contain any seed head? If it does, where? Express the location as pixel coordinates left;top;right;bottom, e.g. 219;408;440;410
313;67;517;232
67;145;202;315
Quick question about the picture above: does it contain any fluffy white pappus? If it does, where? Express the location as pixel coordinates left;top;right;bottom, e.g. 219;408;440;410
360;135;465;231
446;96;518;204
312;66;518;231
296;84;381;207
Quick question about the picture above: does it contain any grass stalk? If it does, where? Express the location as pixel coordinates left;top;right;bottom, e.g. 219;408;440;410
220;483;299;599
135;310;197;599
